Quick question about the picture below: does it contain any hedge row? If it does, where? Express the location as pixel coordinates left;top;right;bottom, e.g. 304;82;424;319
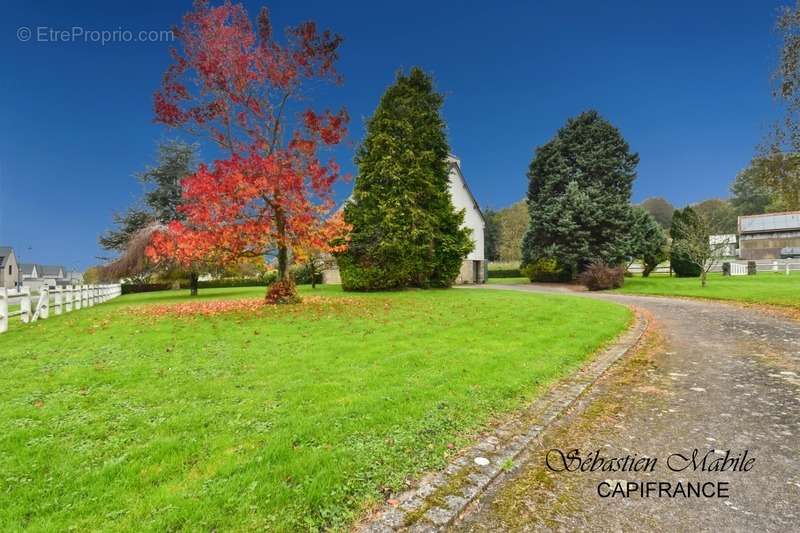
121;273;325;294
488;269;522;278
180;278;271;289
121;283;173;295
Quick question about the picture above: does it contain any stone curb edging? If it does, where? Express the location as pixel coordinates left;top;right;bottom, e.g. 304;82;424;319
359;310;648;533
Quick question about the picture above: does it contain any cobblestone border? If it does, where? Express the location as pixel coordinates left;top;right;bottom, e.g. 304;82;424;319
359;310;647;532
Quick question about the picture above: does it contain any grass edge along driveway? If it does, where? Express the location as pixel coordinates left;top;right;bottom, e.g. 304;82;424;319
0;285;630;531
615;272;800;311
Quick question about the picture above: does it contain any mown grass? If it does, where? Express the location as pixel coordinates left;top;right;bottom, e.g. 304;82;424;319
486;277;530;285
0;285;629;531
616;272;800;309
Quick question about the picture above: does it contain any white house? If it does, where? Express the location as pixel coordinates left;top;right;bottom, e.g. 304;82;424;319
0;246;20;289
20;262;75;289
709;234;737;258
20;263;40;281
446;155;487;283
321;154;486;284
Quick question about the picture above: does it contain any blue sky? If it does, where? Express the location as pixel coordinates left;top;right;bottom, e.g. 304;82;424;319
0;0;788;270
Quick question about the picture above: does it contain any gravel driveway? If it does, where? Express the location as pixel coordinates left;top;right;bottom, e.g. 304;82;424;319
452;284;800;532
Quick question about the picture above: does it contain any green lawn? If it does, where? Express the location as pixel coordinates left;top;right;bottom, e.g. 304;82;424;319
0;285;629;531
616;272;800;309
486;276;530;285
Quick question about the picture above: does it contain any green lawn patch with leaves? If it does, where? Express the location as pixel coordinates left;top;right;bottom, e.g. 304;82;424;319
616;273;800;309
0;285;629;531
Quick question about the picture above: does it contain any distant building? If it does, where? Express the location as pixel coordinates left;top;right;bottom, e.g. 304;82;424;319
0;246;20;289
709;234;737;258
738;212;800;260
19;263;39;280
18;260;81;289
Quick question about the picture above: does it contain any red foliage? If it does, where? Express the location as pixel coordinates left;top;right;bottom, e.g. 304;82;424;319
265;278;301;304
131;298;267;318
149;1;350;285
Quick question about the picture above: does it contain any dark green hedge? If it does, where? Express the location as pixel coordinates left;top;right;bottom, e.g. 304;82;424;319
121;283;172;295
122;272;327;294
488;269;522;278
180;277;271;289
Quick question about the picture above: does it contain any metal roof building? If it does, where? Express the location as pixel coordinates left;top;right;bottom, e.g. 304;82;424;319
738;211;800;259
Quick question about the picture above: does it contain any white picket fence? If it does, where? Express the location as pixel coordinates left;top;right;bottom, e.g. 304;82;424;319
729;263;747;276
628;259;800;275
0;284;122;334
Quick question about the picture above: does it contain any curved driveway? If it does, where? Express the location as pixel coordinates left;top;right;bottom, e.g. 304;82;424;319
453;284;800;532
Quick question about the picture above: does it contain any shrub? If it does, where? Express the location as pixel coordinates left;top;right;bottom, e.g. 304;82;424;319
522;257;571;282
670;257;702;277
722;262;731;276
265;278;301;304
289;264;323;285
488;269;523;278
578;261;625;291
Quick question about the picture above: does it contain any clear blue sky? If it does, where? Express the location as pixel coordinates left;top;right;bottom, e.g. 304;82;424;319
0;0;788;270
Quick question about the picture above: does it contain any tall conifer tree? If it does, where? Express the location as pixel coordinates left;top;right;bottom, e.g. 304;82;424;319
522;110;637;276
338;68;472;290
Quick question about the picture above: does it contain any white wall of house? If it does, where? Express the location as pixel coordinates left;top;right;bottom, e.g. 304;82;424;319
447;156;485;261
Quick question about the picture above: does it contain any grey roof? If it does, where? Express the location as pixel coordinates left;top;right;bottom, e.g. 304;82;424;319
0;246;13;268
739;212;800;234
38;265;66;277
19;263;38;276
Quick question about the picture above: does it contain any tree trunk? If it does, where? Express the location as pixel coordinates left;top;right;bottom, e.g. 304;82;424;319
275;207;289;281
189;271;199;296
277;243;289;281
701;270;707;287
265;206;299;304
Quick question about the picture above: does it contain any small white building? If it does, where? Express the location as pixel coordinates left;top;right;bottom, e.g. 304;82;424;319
447;155;487;283
0;247;20;289
20;263;40;281
709;234;737;258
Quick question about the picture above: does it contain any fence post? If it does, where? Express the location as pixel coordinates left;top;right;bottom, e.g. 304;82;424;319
39;286;49;320
82;285;88;308
54;286;63;315
0;288;7;334
20;287;31;323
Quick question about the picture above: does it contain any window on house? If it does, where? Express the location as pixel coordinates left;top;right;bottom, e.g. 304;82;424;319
8;264;11;275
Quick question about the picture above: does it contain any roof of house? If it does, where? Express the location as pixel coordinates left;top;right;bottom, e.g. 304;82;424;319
38;265;66;277
0;246;14;268
19;263;38;276
739;211;800;234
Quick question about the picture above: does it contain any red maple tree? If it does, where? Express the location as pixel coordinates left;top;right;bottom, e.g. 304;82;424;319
147;0;350;302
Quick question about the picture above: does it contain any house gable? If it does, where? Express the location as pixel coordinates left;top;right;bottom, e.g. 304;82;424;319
0;247;19;288
446;156;485;261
